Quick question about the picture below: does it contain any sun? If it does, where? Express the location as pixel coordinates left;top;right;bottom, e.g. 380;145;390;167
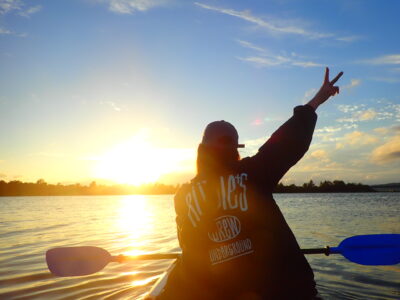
94;131;194;185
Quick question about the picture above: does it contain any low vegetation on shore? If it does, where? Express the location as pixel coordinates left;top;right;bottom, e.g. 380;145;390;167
0;179;379;196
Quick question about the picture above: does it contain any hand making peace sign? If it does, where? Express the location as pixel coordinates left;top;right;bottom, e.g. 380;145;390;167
308;67;344;110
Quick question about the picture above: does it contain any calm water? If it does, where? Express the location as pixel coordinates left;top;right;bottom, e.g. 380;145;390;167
0;193;399;299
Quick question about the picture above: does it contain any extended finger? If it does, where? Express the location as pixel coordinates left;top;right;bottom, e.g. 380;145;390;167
324;67;329;83
330;71;344;85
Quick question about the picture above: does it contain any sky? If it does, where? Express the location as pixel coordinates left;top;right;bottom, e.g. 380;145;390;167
0;0;399;186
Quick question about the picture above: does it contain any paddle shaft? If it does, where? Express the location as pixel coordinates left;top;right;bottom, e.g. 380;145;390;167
112;253;181;262
111;247;335;262
301;247;331;255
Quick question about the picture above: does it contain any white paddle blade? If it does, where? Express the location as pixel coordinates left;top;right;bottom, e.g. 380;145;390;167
46;246;111;276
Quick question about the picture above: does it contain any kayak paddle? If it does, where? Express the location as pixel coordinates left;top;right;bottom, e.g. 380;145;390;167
46;234;400;276
46;246;180;276
301;234;400;265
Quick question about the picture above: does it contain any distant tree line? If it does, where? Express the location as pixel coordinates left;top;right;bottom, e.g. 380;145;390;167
0;179;375;196
274;180;374;193
0;179;179;196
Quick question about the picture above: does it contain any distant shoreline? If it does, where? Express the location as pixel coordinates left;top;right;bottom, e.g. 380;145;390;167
1;179;398;196
2;191;400;197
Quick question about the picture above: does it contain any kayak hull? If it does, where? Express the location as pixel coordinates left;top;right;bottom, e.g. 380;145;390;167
143;260;178;300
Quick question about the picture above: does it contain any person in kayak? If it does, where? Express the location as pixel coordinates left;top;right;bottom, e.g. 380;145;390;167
159;67;343;300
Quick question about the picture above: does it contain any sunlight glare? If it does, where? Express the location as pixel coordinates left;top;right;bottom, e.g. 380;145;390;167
95;131;194;185
118;195;153;243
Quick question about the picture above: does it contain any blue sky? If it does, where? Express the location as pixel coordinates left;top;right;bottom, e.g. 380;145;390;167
0;0;399;185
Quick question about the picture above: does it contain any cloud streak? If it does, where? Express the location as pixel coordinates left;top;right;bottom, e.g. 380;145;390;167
195;2;333;39
0;0;41;16
0;0;40;37
0;27;13;35
343;131;378;146
100;0;168;14
310;149;330;162
335;35;363;42
336;102;400;124
0;26;26;37
0;0;22;14
371;135;400;164
237;40;323;68
236;39;266;53
195;2;354;41
362;54;400;65
18;4;41;17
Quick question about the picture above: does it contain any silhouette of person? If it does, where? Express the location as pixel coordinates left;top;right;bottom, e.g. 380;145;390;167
159;67;343;299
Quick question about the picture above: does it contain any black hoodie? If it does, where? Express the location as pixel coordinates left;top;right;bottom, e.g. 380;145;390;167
162;105;319;300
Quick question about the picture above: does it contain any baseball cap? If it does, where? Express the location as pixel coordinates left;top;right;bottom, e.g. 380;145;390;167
201;120;245;148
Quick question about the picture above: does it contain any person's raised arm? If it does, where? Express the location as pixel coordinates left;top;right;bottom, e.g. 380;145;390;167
245;67;343;189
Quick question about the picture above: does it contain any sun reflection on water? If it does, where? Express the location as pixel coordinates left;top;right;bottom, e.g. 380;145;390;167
131;275;159;287
117;195;154;255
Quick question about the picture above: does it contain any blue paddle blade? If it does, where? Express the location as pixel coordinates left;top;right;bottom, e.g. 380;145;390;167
330;234;400;265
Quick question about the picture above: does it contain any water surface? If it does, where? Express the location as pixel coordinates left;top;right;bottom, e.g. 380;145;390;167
0;193;399;299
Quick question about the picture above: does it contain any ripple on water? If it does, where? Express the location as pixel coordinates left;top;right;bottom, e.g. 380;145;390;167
0;194;399;299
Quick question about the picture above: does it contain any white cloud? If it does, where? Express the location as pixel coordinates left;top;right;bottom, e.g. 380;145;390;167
337;108;379;123
0;0;22;14
236;40;323;69
358;109;377;121
337;104;364;113
337;101;400;124
362;54;400;65
0;27;13;35
0;26;26;37
0;1;39;37
292;61;322;68
335;35;362;42
343;131;378;146
18;4;41;17
100;0;168;14
238;53;322;69
335;143;344;150
239;56;284;67
374;127;390;135
314;124;359;142
195;2;333;39
315;126;343;134
371;134;400;164
236;39;266;53
0;0;41;16
342;78;361;90
237;40;323;68
336;108;378;123
310;149;329;162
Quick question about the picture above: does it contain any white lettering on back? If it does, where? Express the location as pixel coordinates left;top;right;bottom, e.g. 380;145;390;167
184;173;249;228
